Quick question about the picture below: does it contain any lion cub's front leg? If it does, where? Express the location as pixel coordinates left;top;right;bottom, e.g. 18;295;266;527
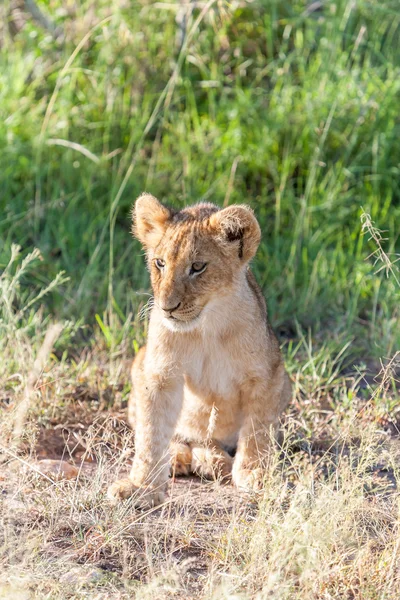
108;361;183;508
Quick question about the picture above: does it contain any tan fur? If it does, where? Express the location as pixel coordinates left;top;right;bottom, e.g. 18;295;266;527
108;194;291;506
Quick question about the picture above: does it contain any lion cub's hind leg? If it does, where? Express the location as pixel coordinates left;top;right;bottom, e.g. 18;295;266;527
169;439;233;481
170;439;193;477
191;442;233;482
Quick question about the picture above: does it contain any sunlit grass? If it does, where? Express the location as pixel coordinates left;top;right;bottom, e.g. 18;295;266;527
0;0;399;354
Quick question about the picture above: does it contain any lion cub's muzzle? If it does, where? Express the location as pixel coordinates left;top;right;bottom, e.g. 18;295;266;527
160;301;202;323
160;301;181;314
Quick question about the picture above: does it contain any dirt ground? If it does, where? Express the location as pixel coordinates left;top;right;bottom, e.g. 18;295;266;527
1;362;400;599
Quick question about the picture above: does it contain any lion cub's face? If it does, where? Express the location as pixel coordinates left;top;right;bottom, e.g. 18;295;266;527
133;194;261;332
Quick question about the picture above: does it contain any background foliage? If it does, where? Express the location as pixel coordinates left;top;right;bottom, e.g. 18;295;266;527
1;0;399;359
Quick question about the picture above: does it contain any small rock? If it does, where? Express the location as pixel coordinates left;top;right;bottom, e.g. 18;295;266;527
4;498;26;511
35;459;78;481
0;582;31;599
3;498;40;526
59;566;103;586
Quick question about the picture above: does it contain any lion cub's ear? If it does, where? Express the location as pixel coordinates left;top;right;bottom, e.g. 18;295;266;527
133;193;171;249
210;205;261;261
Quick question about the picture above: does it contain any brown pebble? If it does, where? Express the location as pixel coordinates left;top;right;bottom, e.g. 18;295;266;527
35;459;79;481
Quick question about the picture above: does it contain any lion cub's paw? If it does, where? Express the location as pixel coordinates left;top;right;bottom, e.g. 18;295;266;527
170;441;192;477
232;467;265;492
191;446;233;481
107;478;166;508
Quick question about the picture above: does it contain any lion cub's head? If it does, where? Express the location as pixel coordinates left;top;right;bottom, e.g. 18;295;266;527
133;193;261;332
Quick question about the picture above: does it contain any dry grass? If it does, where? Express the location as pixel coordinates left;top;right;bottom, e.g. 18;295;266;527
1;231;400;599
1;339;400;599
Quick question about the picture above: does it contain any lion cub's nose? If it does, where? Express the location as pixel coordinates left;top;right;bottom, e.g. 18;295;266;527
161;302;181;314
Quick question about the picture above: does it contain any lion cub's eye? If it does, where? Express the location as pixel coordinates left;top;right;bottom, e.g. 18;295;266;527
155;258;165;270
190;262;207;275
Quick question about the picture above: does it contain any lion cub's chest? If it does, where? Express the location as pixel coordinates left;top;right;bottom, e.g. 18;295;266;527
182;338;241;399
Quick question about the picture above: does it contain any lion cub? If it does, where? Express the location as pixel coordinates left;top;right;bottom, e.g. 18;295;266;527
108;194;291;506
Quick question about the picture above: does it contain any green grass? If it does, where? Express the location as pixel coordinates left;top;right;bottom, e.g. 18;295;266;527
1;1;400;598
1;0;399;355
